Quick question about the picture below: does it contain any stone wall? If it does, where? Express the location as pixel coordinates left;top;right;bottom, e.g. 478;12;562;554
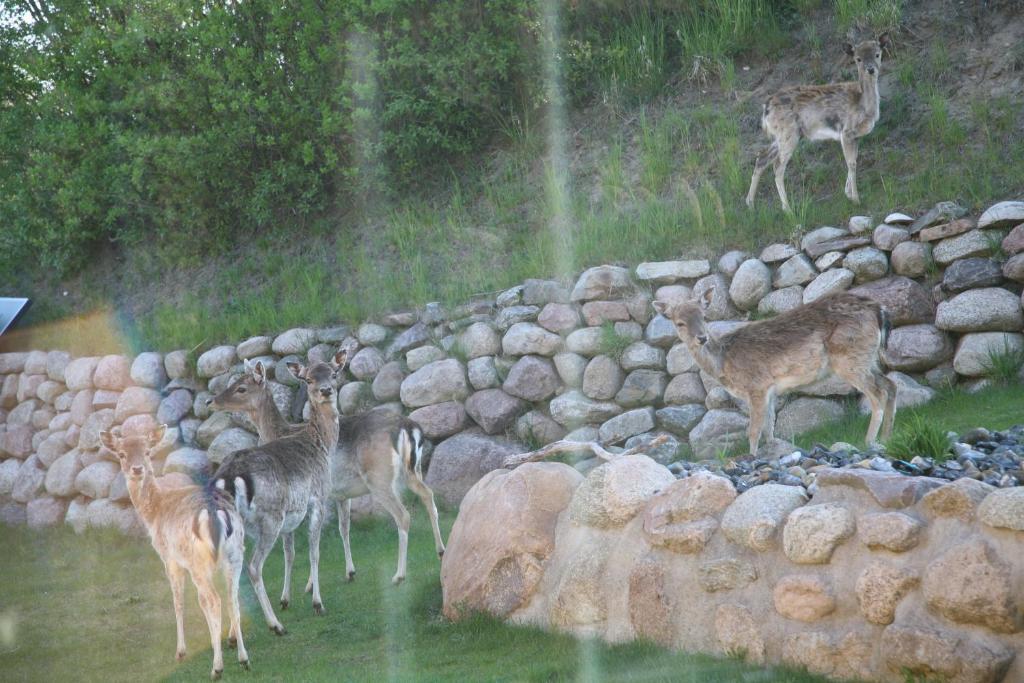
441;461;1024;682
1;199;1023;531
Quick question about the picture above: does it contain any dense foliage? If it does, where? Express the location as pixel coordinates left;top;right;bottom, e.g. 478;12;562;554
0;1;877;275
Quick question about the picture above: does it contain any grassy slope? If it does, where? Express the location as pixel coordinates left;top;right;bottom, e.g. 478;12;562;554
0;514;834;683
6;1;1023;355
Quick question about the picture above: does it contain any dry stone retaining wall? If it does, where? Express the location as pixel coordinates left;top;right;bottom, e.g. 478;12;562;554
441;462;1024;682
2;200;1024;531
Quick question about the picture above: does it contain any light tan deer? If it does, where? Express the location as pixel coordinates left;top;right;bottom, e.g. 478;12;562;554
101;425;249;680
211;358;445;586
746;33;890;212
653;292;897;456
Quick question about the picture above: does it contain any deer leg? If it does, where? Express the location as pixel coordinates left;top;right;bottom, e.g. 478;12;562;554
190;566;224;680
375;488;411;585
880;373;898;440
247;517;287;635
841;133;859;203
221;537;249;669
746;142;777;207
280;532;294;609
763;388;778;443
337;499;356;581
746;392;768;457
773;134;798;212
408;475;445;558
840;368;891;446
164;561;188;662
307;502;327;615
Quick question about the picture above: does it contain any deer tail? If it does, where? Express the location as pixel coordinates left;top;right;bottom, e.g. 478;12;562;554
878;307;891;350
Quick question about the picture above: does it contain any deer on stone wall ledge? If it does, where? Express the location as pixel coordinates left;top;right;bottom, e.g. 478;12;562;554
653;291;897;457
746;33;890;212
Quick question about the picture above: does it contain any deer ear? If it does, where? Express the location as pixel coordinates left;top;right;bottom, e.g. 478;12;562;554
877;32;890;49
149;424;167;448
331;349;349;371
844;41;855;57
652;300;668;317
699;288;714;311
252;360;266;384
286;362;307;380
99;430;118;451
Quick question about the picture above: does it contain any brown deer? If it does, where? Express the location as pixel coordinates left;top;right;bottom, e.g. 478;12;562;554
211;352;345;635
746;33;890;212
653;292;896;456
211;358;444;586
101;425;249;680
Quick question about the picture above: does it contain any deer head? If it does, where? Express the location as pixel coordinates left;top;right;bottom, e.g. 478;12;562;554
653;289;715;348
208;359;270;412
844;33;889;80
100;424;167;482
287;349;348;407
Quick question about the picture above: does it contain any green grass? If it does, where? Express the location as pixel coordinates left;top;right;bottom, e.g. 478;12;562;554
795;385;1024;452
597;322;635;360
982;340;1024;385
0;514;834;682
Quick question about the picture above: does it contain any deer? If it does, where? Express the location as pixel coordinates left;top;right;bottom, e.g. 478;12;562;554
210;357;445;587
100;424;249;680
210;351;344;636
653;291;897;456
746;33;890;212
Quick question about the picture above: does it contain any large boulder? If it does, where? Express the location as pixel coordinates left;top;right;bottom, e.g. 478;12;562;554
271;327;317;355
425;431;525;506
78;408;115;450
803;269;854;303
568;455;673;529
933;229;1002;265
890;241;932;277
843;247;889;283
94;358;137;389
27;497;69;529
883;324;954;372
130;352;167;388
614;370;667;408
11;456;46;503
688;409;749;458
502;356;559;402
880;623;1014;683
537;303;581;334
548;390;622;427
728;259;771;311
408;401;470;440
570;266;634;302
922;539;1021;633
782;503;856;564
642;472;737;553
75;460;120;499
399;359;470;408
598;408;655;444
942;257;1004;292
157;389;193;425
114;386;161;422
371;361;405;401
582;355;624;400
441;462;582;619
501;323;562;357
857;511;923;552
635;260;709;284
207;427;258;464
775;397;845;439
855;562;919;625
851;276;935;326
348;347;386;380
978;488;1024;532
721;484;808;551
773;575;835;622
977;200;1024;229
952;332;1024;376
64;357;100;391
692;274;739;321
936;287;1022;332
196;346;237;378
465;389;527;435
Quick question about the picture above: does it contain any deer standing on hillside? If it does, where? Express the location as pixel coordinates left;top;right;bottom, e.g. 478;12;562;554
653;292;896;456
746;33;890;212
211;358;445;587
101;425;249;680
211;352;344;635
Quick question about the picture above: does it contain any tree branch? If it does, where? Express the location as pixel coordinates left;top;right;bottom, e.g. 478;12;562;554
502;435;669;469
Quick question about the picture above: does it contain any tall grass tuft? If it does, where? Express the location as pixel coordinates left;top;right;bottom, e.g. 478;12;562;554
982;340;1024;385
885;413;953;462
834;0;903;32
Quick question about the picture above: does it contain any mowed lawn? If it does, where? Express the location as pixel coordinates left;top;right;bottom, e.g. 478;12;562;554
0;511;834;683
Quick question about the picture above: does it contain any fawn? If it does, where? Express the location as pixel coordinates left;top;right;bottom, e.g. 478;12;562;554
211;352;343;635
211;357;444;587
654;291;896;456
746;33;890;211
101;425;248;680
